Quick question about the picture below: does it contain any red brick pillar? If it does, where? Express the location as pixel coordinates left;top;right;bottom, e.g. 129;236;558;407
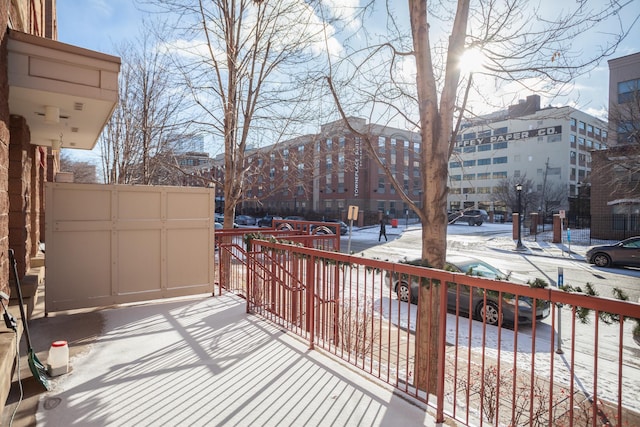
552;214;562;243
512;213;520;240
9;115;33;275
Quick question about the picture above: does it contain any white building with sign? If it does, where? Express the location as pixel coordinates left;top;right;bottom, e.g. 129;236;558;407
448;96;608;215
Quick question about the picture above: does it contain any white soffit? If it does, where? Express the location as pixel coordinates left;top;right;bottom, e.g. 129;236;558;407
7;30;121;150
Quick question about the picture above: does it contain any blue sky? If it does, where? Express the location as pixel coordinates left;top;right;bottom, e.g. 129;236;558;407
57;0;144;56
57;1;640;119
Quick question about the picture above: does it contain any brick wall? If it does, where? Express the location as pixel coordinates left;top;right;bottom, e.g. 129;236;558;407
9;116;33;275
0;18;9;298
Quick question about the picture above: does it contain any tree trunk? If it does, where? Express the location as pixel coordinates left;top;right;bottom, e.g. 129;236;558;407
409;0;468;395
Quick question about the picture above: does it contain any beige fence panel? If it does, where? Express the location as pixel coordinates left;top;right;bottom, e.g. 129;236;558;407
44;183;215;312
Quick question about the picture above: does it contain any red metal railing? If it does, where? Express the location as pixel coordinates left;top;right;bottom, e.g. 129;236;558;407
236;239;640;427
215;226;340;295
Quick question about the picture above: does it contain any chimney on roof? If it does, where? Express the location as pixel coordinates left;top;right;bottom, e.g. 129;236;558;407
508;94;541;118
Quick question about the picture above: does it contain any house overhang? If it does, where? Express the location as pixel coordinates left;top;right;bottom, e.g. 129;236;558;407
7;30;121;150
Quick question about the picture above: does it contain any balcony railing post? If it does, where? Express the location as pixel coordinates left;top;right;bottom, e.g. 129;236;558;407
307;253;315;350
436;277;447;424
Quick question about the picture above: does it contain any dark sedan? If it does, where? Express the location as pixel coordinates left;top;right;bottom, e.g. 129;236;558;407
391;255;550;326
586;236;640;268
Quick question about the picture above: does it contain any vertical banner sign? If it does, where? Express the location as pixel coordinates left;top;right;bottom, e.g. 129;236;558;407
353;138;361;198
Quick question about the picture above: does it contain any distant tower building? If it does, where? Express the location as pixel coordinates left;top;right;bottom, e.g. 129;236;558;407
173;135;205;154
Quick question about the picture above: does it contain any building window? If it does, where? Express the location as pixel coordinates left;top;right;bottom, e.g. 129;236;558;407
463;174;475;180
378;177;385;193
478;158;491;166
570;118;577;128
463;160;476;167
450;161;461;168
493;171;507;179
493;157;507;164
450;174;461;181
617;78;640;103
570;134;576;148
463;146;476;153
477;172;490;180
463;132;476;140
378;137;386;153
413;179;420;195
548;167;561;175
578;137;585;147
339;136;345;148
494;127;508;135
493;142;507;149
478;144;491;152
578;121;586;133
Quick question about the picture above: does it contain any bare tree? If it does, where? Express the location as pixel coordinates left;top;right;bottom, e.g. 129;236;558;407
100;31;189;184
492;176;538;216
59;151;98;183
145;0;330;229
321;0;636;395
539;180;567;220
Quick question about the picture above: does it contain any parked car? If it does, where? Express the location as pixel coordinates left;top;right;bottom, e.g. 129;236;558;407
390;255;551;326
235;215;257;226
312;219;348;235
586;236;640;268
448;209;489;226
257;215;282;227
214;213;224;223
326;219;348;235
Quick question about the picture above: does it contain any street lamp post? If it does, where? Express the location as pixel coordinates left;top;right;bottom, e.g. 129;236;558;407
515;183;526;251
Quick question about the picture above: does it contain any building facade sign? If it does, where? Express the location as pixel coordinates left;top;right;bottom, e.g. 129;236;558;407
353;137;361;197
463;125;562;146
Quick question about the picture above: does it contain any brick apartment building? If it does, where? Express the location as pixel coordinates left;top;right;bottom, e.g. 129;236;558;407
215;97;608;225
589;52;640;239
238;117;423;224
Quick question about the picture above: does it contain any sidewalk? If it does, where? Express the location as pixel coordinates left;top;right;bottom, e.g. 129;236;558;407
3;291;441;427
485;235;589;261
